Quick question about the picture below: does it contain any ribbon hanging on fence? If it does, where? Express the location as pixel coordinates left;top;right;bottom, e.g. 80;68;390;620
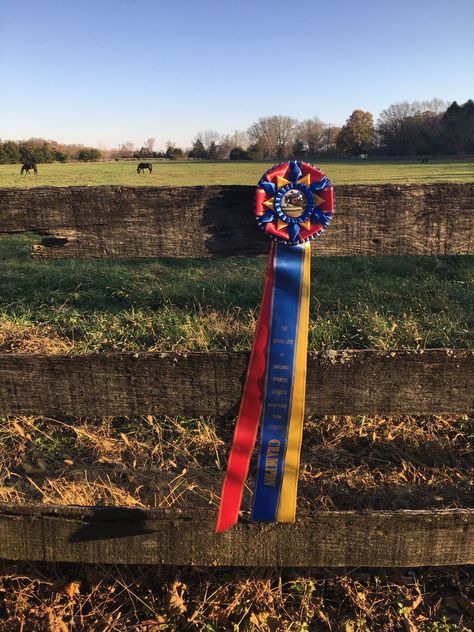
216;160;334;533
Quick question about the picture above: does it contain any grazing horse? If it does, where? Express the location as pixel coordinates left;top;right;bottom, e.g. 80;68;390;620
21;162;38;175
137;162;152;174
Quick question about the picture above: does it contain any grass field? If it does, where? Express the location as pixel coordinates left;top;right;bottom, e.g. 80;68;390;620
1;235;472;353
0;164;473;630
1;157;474;188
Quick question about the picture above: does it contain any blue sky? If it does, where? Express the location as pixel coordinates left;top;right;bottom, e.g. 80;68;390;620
1;0;473;149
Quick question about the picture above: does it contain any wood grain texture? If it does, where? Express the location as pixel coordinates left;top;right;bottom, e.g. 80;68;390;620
0;349;472;417
0;504;471;567
0;184;472;258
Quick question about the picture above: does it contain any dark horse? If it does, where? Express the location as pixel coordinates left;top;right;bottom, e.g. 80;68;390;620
137;162;152;174
21;162;38;175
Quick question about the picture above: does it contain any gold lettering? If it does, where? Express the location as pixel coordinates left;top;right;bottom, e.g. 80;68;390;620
264;440;281;486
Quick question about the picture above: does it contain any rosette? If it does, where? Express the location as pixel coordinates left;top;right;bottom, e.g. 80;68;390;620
256;160;334;244
216;161;334;532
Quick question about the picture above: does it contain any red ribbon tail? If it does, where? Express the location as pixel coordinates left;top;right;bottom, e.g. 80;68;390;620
215;244;275;532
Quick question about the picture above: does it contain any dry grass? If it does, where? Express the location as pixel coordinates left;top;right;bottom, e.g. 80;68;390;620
0;414;471;514
0;561;472;630
1;412;471;629
0;319;73;354
0;415;223;510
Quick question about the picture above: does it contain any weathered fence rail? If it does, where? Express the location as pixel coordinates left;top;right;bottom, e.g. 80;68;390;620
0;183;473;258
0;184;472;568
0;350;472;417
0;504;472;567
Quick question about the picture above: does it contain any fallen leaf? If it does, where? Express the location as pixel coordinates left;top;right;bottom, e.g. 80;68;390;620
63;580;81;599
12;422;25;437
166;579;187;614
249;612;260;627
411;589;423;612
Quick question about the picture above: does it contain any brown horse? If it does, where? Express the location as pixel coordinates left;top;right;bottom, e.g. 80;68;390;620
21;162;37;175
137;162;152;174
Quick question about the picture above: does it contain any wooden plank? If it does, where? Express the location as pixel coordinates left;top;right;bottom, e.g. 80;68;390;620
0;504;471;567
0;349;472;417
0;184;472;258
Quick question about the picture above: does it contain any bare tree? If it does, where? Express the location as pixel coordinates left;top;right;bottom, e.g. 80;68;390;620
119;141;135;159
231;130;249;149
195;130;221;153
145;137;155;153
215;135;233;160
420;98;449;114
378;99;448;131
377;99;449;155
248;115;297;159
296;117;325;155
324;124;341;154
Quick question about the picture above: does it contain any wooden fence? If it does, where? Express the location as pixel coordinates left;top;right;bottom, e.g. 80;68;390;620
0;184;473;568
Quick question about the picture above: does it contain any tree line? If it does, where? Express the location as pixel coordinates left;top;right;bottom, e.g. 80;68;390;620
241;99;474;159
1;99;473;164
0;139;101;165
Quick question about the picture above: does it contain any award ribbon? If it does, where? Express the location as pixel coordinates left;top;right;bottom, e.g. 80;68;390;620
216;160;334;532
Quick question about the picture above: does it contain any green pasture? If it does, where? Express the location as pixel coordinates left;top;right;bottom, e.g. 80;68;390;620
1;158;474;187
0;158;472;352
0;234;472;354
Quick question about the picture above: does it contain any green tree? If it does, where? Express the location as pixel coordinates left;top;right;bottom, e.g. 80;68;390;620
247;142;265;160
207;140;218;160
229;147;249;160
53;150;68;163
189;138;207;159
292;138;305;157
336;110;374;154
77;148;101;161
19;141;56;163
442;99;474;154
165;146;184;160
0;141;21;164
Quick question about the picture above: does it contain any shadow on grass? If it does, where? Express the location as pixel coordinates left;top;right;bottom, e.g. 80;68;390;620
0;233;473;351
